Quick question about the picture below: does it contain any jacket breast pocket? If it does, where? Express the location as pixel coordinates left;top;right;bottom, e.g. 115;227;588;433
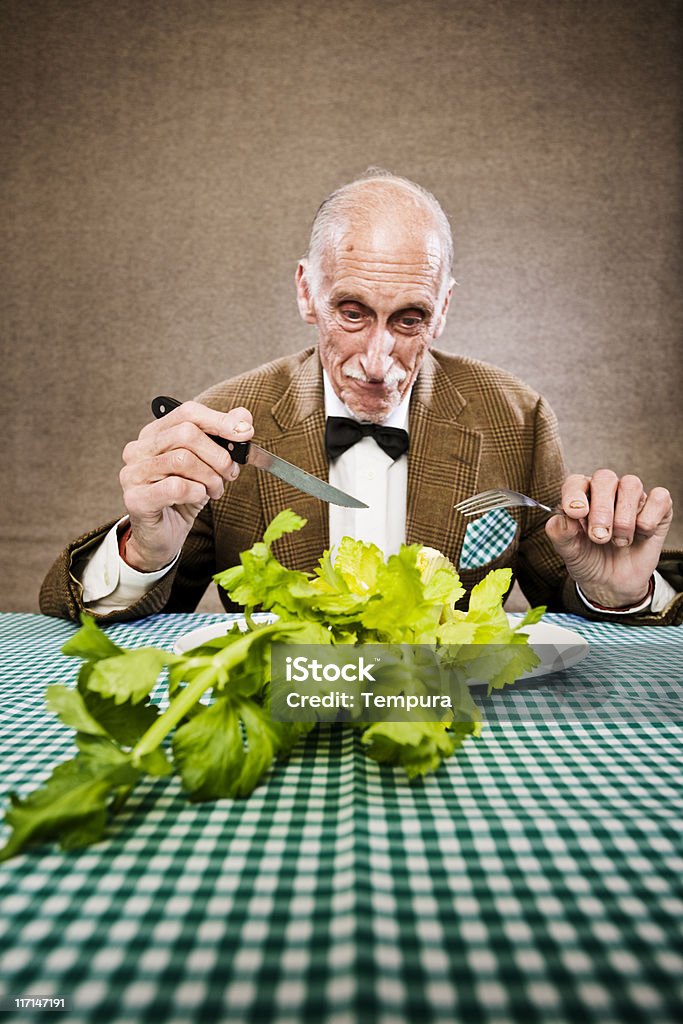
458;508;519;570
455;507;520;604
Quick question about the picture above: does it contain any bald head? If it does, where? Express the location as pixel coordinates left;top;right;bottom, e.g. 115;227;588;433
304;172;454;302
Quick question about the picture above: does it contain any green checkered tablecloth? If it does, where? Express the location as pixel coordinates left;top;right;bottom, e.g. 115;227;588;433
0;611;682;1024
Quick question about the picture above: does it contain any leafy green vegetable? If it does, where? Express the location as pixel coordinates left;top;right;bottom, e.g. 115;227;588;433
61;613;123;661
0;736;142;861
46;684;109;738
77;671;162;747
87;648;178;705
0;509;543;860
361;720;476;779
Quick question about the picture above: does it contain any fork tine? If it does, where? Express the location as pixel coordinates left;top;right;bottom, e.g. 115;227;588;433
453;490;510;514
456;502;509;517
454;502;500;514
454;488;557;517
453;489;505;511
454;502;507;516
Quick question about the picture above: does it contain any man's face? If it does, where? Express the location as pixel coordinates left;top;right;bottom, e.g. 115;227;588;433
297;213;452;423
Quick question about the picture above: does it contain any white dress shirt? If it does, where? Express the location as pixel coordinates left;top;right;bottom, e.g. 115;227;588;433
324;372;409;558
80;517;179;612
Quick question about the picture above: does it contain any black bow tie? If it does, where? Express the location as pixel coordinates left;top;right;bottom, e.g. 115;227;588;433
325;416;409;461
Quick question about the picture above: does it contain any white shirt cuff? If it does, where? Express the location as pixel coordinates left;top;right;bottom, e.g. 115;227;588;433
576;571;677;616
80;518;179;613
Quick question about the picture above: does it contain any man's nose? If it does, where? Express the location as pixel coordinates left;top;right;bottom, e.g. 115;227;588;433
360;324;394;380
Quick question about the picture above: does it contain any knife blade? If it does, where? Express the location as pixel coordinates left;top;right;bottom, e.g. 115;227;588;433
151;396;368;509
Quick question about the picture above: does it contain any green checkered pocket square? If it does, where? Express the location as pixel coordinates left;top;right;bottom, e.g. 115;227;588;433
459;507;518;569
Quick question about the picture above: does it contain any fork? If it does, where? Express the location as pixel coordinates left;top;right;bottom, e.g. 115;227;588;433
454;488;564;517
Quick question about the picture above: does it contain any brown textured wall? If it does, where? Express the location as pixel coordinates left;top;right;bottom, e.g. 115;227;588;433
1;0;681;612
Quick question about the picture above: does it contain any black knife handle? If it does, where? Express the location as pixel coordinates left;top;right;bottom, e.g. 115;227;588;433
151;396;250;464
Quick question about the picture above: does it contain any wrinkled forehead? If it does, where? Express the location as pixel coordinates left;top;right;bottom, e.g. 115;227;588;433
325;210;446;285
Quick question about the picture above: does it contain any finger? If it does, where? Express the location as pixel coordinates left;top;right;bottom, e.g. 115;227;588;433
120;451;228;502
611;474;646;547
125;422;236;478
124;477;212;518
584;468;619;543
139;402;254;444
634;486;674;540
545;511;585;559
560;474;592;519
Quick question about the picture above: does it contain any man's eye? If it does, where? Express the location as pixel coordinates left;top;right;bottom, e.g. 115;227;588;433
397;314;424;329
340;308;364;321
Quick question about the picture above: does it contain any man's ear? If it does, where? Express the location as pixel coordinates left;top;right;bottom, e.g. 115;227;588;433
433;277;454;340
295;262;317;324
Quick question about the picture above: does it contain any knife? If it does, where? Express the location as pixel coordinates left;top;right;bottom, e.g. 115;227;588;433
151;396;368;509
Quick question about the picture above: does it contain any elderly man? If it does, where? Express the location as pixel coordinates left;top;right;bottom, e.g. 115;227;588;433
40;172;681;624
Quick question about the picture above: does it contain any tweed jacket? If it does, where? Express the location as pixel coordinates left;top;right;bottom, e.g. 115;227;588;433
40;348;683;625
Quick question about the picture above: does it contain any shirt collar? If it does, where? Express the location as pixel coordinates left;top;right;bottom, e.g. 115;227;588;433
322;370;411;431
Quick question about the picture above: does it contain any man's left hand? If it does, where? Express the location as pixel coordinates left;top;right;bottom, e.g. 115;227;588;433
545;470;673;609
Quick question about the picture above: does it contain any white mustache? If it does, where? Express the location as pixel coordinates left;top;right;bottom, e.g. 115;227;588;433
344;362;407;386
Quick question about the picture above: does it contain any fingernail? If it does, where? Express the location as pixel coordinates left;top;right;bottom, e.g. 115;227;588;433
230;463;240;480
569;500;586;509
613;537;630;547
592;527;609;539
236;420;250;432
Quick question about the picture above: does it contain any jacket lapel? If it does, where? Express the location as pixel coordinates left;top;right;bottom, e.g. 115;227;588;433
406;351;482;564
254;351;329;572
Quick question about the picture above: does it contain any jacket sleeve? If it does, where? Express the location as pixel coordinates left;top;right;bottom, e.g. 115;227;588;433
39;503;217;623
558;554;683;626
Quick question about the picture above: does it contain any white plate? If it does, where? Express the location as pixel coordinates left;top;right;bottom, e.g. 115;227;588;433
173;613;588;681
505;615;589;680
173;613;277;654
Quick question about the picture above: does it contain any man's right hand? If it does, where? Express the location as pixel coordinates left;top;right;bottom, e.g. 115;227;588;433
118;401;254;572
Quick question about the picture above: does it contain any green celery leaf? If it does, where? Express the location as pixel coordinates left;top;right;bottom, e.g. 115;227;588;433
361;547;435;642
272;620;334;646
263;509;307;547
212;564;242;593
172;696;279;801
77;666;160;745
61;614;123;661
449;636;541;690
214;511;309;613
172;697;243;799
332;536;384;595
485;638;541;691
467;569;513;618
46;684;108;737
74;732;137;766
313;549;347;593
436;618;479;645
416;547;465;606
0;746;141;861
516;605;547;628
468;609;513;643
218;547;316;616
422;565;465;607
268;717;315;757
137;748;173;777
361;720;477;779
87;648;177;705
58;806;110;851
234;702;283;796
